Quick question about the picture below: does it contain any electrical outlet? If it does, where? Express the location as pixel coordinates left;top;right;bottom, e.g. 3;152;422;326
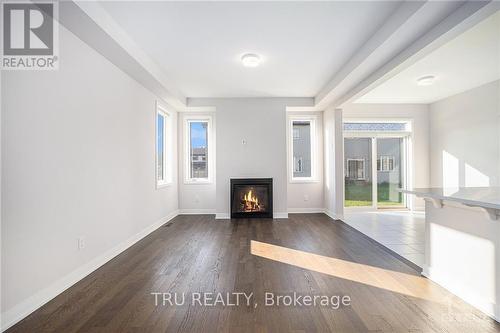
304;194;309;202
78;236;85;250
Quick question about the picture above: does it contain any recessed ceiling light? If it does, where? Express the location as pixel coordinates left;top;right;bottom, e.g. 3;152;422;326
241;53;260;67
416;75;436;86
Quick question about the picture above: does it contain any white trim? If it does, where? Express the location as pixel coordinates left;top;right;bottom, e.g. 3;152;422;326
288;208;325;214
371;138;378;209
178;106;216;113
178;209;216;215
183;115;214;185
324;210;343;220
273;212;289;219
285;106;322;112
0;210;180;332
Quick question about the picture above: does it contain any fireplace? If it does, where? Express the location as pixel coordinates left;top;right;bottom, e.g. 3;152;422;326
230;178;273;218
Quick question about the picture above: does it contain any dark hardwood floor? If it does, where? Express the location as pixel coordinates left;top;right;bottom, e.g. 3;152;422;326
7;214;500;332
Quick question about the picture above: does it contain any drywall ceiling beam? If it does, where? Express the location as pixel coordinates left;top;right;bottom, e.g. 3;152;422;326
314;1;495;110
58;1;186;110
335;1;498;107
314;0;426;109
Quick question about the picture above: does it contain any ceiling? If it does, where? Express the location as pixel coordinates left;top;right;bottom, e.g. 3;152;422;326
356;10;500;104
100;1;400;98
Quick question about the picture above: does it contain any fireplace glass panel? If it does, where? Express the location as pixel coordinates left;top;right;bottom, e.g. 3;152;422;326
232;185;270;214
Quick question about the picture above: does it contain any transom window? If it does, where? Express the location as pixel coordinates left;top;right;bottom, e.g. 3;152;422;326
344;122;409;131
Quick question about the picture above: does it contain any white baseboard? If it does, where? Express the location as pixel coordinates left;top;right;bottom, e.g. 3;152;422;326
0;210;180;332
422;266;500;322
324;210;343;220
273;212;289;219
288;208;325;214
178;209;215;215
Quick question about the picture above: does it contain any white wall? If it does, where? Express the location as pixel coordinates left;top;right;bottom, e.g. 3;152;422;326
1;24;179;328
342;103;430;210
323;108;344;219
429;80;500;188
188;98;312;218
424;202;500;321
287;112;324;212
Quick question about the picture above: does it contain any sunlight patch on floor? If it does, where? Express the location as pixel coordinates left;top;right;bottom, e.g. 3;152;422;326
250;240;447;302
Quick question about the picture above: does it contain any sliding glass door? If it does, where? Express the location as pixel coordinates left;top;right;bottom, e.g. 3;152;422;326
344;135;408;209
344;138;373;207
377;138;404;207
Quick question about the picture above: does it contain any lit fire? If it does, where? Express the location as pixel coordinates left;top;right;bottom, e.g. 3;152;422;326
242;189;261;211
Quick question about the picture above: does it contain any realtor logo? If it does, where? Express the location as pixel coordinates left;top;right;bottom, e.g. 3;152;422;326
1;1;58;70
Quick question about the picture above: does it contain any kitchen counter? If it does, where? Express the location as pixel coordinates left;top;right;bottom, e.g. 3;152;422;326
401;187;500;219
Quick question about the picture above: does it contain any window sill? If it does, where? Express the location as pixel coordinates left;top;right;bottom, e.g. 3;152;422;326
156;182;172;189
184;179;213;185
289;178;320;184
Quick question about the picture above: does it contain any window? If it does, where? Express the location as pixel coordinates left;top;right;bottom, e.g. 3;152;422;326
185;116;212;183
347;159;365;180
290;116;316;181
156;103;171;187
377;155;395;172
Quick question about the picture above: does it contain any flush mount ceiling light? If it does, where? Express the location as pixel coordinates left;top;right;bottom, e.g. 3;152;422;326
416;75;436;86
241;53;261;67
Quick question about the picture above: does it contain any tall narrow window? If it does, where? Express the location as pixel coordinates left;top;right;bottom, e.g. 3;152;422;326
290;117;316;181
185;116;212;183
156;104;170;187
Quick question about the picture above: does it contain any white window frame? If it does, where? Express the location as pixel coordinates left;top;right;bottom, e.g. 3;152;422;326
184;115;213;184
346;158;366;180
156;102;172;188
289;115;317;183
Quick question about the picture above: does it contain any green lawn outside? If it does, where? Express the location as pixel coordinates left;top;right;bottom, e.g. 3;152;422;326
345;181;403;207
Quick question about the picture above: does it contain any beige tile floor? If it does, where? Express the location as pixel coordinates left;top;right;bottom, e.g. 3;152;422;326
343;210;425;267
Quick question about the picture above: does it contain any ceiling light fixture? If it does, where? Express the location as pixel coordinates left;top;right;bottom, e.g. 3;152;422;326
241;53;261;67
416;75;436;86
